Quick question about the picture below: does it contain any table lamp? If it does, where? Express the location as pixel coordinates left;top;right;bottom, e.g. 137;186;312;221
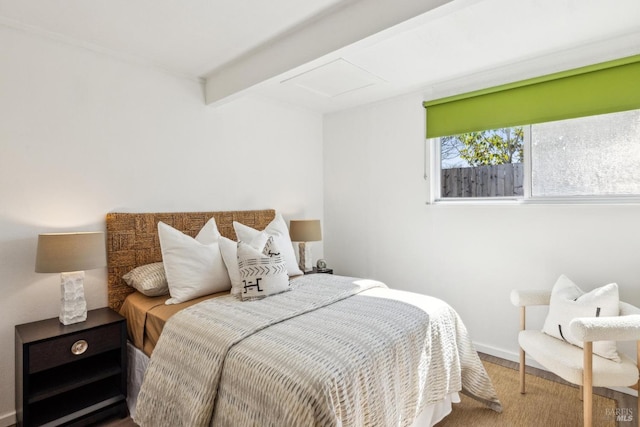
35;232;106;325
289;220;322;272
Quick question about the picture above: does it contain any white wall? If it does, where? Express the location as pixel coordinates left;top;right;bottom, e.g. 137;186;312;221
324;92;640;362
0;26;324;424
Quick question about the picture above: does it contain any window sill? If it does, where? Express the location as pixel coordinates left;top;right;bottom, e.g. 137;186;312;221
430;197;522;205
523;196;640;205
429;196;640;205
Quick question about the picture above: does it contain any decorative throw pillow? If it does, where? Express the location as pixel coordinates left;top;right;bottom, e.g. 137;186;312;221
233;213;303;277
542;274;620;362
122;262;168;297
219;234;269;296
158;218;231;304
237;236;289;300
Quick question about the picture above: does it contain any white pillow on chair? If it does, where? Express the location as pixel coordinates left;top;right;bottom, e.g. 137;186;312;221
542;274;620;362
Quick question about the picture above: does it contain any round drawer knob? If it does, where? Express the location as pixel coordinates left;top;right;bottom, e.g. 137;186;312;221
71;339;88;355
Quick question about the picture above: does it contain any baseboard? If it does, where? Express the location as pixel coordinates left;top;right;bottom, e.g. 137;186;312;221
610;386;638;397
473;342;518;363
474;341;638;397
0;410;16;427
473;341;546;370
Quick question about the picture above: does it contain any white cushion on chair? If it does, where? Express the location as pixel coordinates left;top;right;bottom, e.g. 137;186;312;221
542;275;620;362
519;330;638;387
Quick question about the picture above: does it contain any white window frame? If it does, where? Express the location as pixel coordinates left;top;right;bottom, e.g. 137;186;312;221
427;122;640;205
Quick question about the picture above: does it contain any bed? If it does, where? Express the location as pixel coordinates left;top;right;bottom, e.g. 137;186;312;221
106;209;501;427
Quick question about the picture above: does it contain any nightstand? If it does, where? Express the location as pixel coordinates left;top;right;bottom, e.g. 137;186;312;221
15;307;127;427
304;267;333;274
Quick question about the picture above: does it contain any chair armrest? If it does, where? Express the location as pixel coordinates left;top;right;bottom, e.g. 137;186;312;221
510;289;551;307
620;301;640;316
569;315;640;342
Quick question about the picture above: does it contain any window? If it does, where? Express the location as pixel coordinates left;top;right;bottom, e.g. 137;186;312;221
531;109;640;198
437;127;524;199
430;109;640;202
423;54;640;203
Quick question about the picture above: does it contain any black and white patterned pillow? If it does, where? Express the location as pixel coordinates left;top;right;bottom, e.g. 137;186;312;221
237;236;289;300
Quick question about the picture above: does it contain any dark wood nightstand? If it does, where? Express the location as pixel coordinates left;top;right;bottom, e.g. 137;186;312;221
15;307;128;427
304;267;333;274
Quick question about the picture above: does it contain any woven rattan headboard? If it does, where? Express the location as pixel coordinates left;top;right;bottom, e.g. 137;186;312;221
106;209;275;311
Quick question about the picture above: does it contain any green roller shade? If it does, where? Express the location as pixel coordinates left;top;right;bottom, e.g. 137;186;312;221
423;55;640;138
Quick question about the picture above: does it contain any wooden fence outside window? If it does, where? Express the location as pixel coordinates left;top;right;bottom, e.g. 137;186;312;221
441;163;524;197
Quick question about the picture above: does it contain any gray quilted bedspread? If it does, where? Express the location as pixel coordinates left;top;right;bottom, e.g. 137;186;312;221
134;275;501;426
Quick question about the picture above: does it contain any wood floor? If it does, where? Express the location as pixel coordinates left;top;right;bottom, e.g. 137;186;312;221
95;352;638;427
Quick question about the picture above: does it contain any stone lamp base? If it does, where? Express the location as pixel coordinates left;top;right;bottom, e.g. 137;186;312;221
59;271;87;325
297;242;313;273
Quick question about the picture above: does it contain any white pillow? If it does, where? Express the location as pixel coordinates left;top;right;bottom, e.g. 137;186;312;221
219;236;242;296
158;218;231;304
237;236;290;300
193;217;221;244
542;274;620;362
122;262;168;297
219;234;271;296
233;213;303;277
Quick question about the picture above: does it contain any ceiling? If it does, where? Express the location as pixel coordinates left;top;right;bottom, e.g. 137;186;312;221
1;0;639;113
0;0;350;77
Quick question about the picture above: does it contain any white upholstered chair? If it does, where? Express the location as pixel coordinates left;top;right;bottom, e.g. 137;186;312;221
511;289;640;427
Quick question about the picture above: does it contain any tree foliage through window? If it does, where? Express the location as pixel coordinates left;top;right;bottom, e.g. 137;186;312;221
441;127;524;168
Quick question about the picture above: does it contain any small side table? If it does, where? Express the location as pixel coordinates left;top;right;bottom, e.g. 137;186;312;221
15;307;128;426
304;267;333;275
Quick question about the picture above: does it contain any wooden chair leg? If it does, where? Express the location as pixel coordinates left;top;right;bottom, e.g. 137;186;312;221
636;341;639;424
583;342;593;427
519;306;526;394
519;348;526;394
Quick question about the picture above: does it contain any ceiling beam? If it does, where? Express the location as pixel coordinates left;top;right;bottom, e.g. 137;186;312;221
204;0;453;105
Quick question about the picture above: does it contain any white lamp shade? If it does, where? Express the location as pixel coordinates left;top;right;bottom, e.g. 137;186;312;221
35;232;106;273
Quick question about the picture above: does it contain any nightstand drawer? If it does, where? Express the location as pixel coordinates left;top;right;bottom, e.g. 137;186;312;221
29;323;122;373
